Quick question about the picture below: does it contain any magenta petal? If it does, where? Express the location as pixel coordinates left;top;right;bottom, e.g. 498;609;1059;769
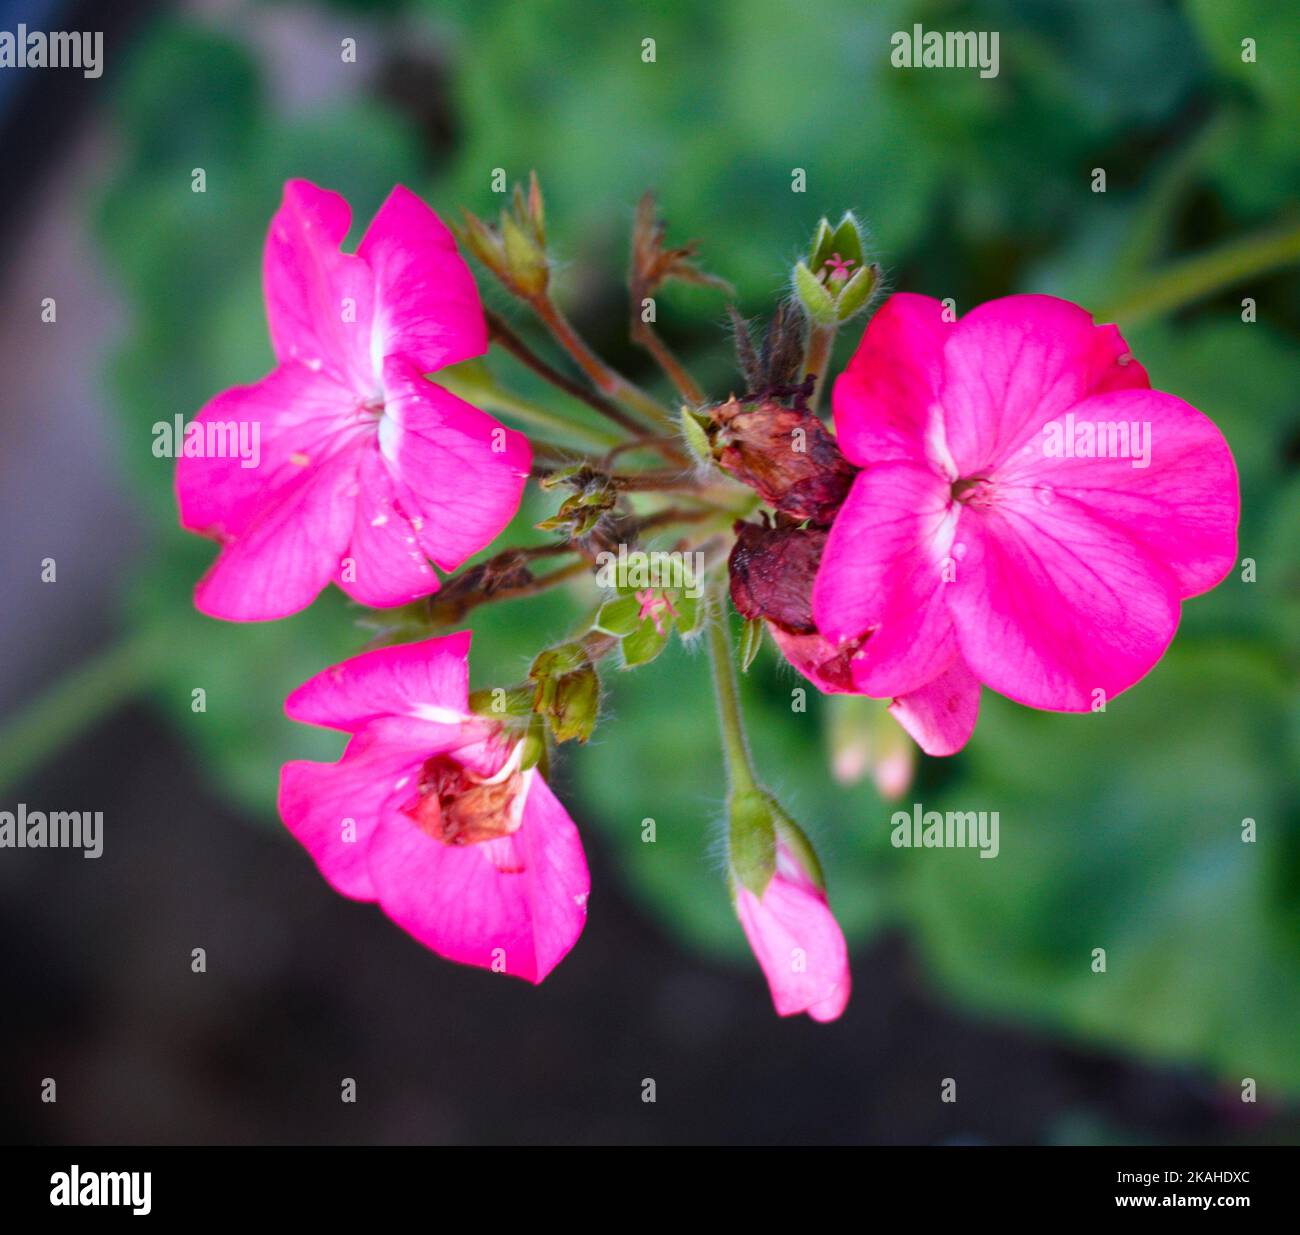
379;357;531;571
735;846;850;1022
765;626;854;695
813;464;959;697
285;632;474;732
1084;322;1150;394
889;657;980;756
940;295;1143;476
193;445;361;621
263;180;376;393
367;772;589;983
996;387;1239;599
356;184;488;373
177;361;364;543
338;446;441;608
832;292;954;467
278;731;421;901
948;495;1181;711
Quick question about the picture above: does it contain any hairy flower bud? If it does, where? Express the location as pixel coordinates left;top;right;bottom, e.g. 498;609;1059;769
795;211;881;325
727;788;850;1022
728;519;866;692
711;397;856;525
530;643;600;744
459;172;549;299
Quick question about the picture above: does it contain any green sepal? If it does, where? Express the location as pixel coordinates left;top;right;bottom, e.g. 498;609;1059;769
467;684;535;719
835;261;880;321
738;617;765;672
501;212;548;297
727;787;778;898
678;404;714;468
793;259;836;325
808;217;836;272
828;211;865;269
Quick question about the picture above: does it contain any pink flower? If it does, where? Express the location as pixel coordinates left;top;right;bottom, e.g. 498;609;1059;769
178;180;530;621
635;587;678;635
734;837;851;1022
728;519;977;758
278;633;589;983
813;293;1239;754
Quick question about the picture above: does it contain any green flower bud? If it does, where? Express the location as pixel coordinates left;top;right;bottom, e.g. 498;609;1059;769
530;644;600;743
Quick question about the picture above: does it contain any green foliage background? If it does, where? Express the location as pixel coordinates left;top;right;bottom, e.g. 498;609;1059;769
91;0;1298;1091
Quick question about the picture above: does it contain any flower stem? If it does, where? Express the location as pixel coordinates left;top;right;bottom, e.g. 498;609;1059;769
804;320;838;414
428;555;591;625
632;505;717;536
1097;215;1300;327
612;469;707;492
706;600;761;798
632;319;707;405
531;293;681;436
438;364;620;453
486;309;651;443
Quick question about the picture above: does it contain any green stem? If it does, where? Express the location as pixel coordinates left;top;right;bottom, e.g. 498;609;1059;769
487;308;654;443
805;320;838;413
1097;216;1300;327
613;469;707;493
532;293;680;435
632;318;707;405
0;630;161;793
438;370;621;452
706;601;760;797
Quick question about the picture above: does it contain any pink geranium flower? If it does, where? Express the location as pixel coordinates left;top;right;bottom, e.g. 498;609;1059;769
813;293;1239;754
734;836;851;1022
178;180;530;621
278;633;589;983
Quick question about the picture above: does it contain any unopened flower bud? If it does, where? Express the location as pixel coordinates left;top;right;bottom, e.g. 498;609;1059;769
459;171;549;299
727;789;850;1022
711;397;855;525
795;211;880;324
530;643;600;744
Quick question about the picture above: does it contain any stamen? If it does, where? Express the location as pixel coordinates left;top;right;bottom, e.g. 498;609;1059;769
952;475;994;505
400;754;525;847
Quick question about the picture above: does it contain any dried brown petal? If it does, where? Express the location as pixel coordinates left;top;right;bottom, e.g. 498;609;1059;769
728;519;826;634
713;397;855;525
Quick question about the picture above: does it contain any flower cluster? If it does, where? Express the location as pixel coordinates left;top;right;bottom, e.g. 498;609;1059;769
179;179;1238;1021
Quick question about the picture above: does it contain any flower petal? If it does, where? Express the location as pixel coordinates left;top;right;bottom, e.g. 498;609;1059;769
812;463;959;697
379;357;531;571
766;626;856;694
940;295;1148;476
889;657;980;756
832;292;954;467
995;387;1239;599
947;492;1181;711
338;446;442;608
367;772;589;983
285;632;474;732
278;730;420;901
735;866;850;1022
193;445;360;621
176;361;364;542
1084;322;1150;394
356;184;488;372
263;180;376;394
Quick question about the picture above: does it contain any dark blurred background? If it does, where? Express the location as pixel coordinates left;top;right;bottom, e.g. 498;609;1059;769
1;0;1297;1144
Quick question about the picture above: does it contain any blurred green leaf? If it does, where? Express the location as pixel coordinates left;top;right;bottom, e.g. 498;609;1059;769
900;646;1299;1090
